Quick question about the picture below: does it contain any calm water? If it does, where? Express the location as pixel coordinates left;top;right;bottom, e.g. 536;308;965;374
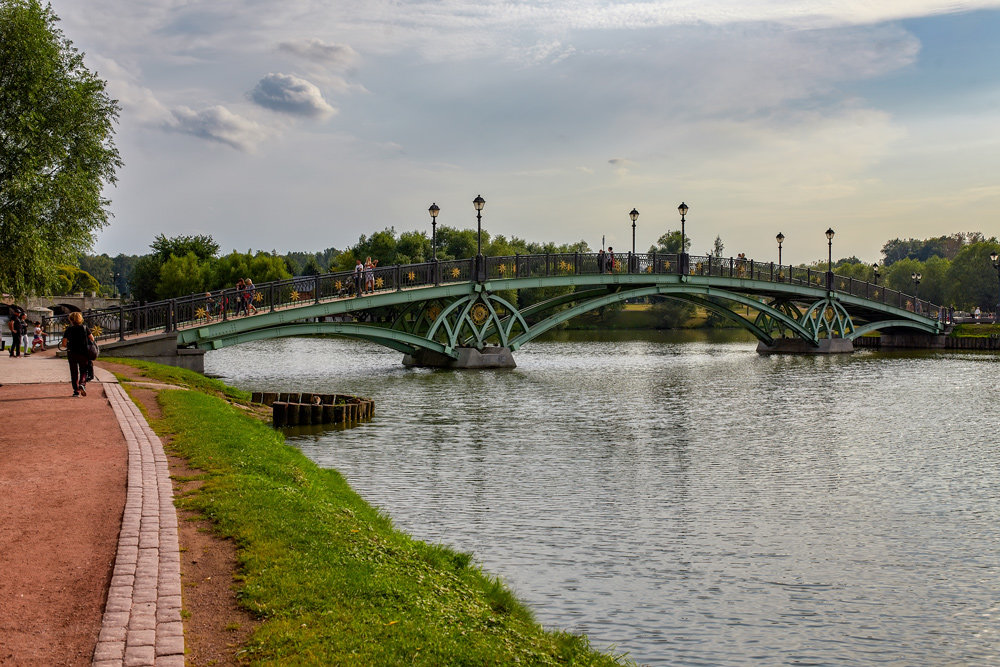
206;332;1000;666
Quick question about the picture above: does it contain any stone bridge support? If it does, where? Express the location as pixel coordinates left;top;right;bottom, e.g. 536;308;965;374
99;333;206;373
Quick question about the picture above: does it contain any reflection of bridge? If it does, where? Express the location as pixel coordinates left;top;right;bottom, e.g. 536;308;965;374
46;252;944;370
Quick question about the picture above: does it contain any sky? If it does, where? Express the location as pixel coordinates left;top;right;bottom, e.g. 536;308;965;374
50;0;1000;265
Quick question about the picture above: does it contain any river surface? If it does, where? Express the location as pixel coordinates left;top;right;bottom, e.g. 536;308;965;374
205;332;1000;666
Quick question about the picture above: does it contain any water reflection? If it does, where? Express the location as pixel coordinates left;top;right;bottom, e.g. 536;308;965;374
207;333;1000;666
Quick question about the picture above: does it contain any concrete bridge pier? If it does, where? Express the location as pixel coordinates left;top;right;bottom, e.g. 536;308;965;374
100;333;206;373
402;346;517;369
756;338;854;355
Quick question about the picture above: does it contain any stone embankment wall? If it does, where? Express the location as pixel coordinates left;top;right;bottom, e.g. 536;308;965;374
855;335;1000;351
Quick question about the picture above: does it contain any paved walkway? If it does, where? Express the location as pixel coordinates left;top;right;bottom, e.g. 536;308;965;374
0;350;184;666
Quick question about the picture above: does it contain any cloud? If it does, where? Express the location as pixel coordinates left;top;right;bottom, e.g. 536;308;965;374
166;105;269;151
250;73;337;118
278;38;358;69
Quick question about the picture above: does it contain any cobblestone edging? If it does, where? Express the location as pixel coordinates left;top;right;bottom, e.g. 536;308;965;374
92;383;184;666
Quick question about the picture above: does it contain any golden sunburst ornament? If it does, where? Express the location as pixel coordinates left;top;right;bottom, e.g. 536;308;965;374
254;291;263;302
335;280;342;290
375;277;384;288
470;303;489;325
290;289;300;301
91;324;103;337
407;271;416;281
195;307;208;319
498;264;507;274
451;267;461;278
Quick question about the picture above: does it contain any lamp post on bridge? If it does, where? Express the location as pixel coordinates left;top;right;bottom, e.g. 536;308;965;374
473;195;486;281
678;202;689;274
776;232;784;266
911;272;922;313
825;227;835;290
630;208;639;272
990;251;1000;323
428;203;440;262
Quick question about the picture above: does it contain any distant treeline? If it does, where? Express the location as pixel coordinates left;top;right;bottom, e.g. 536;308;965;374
75;229;999;310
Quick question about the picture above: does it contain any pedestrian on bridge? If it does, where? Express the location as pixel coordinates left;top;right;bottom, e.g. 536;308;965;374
606;248;615;273
354;259;364;296
597;248;605;273
235;279;247;316
245;278;258;314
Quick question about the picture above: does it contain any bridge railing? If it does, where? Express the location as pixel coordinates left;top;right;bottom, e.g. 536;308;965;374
44;251;942;342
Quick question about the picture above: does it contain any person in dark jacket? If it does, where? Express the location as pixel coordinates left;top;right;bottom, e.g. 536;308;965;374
60;311;96;397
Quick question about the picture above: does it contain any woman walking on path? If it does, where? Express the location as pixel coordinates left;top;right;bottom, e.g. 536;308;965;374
60;312;96;397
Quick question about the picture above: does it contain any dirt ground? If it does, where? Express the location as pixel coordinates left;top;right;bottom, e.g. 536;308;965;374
0;382;126;666
0;361;258;666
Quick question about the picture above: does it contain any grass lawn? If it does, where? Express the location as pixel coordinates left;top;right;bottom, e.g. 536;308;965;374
109;358;629;665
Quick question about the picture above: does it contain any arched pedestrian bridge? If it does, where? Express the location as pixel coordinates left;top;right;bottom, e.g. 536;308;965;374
49;252;944;370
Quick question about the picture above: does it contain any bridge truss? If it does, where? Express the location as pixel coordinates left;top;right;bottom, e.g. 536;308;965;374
50;251;944;366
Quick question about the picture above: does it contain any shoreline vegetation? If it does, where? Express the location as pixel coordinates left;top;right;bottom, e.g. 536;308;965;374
109;357;629;665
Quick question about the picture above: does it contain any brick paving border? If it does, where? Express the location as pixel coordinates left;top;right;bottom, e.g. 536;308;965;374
93;384;184;667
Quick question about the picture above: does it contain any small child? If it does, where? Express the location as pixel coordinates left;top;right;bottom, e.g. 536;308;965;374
32;321;46;352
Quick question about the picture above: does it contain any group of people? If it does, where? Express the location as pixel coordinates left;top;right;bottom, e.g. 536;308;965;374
6;311;47;357
354;257;378;295
596;248;616;273
201;278;258;320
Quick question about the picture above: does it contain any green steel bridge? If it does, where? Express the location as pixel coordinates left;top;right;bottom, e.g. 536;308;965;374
50;251;945;369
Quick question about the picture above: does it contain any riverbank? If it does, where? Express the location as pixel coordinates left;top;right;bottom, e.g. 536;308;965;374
110;358;628;665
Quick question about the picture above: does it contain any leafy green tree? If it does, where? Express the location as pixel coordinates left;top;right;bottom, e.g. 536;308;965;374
54;265;99;295
0;0;122;297
129;255;163;302
150;233;219;262
78;253;113;287
157;252;212;299
946;242;1000;310
300;255;323;276
650;230;689;254
396;230;430;264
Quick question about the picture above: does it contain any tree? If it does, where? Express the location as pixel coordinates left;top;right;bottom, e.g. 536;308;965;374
301;256;323;276
157;252;211;299
0;0;122;297
150;233;219;262
650;230;689;254
946;242;1000;310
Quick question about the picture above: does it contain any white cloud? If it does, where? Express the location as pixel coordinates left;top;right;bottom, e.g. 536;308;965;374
278;38;358;69
250;73;337;118
166;106;269;151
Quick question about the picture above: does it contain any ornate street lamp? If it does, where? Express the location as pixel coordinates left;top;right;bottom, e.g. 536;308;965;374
825;228;835;289
629;208;639;272
776;232;784;266
473;195;485;281
630;208;639;255
428;203;440;262
872;263;880;285
912;272;922;313
991;251;999;322
678;202;689;274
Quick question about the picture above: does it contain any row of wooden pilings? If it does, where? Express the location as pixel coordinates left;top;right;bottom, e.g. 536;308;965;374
250;392;374;427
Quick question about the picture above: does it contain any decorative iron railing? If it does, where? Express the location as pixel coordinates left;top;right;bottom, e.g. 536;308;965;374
43;252;942;342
